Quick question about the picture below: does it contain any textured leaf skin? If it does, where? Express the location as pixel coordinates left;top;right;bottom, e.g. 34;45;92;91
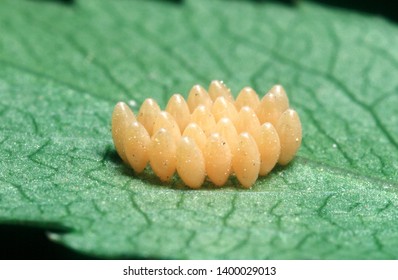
1;0;398;259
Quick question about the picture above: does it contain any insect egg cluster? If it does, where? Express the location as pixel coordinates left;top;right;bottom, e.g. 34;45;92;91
112;80;302;188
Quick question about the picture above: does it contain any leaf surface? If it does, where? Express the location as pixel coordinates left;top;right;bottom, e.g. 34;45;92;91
1;0;398;259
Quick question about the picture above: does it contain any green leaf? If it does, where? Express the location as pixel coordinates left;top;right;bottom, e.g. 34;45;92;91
1;0;398;259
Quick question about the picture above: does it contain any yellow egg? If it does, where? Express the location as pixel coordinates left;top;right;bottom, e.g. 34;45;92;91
255;123;281;176
214;118;239;155
187;85;213;112
149;128;177;182
182;123;207;152
235;87;260;111
166;94;191;132
124;121;151;173
137;98;161;136
112;102;136;164
232;132;260;188
176;136;206;189
208;80;234;103
152;111;181;144
275;109;302;165
235;106;261;135
204;133;232;186
191;105;216;136
211;96;239;125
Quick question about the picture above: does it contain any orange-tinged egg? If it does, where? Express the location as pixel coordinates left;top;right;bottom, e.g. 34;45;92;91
269;84;289;110
112;82;301;189
236;106;261;135
232;132;260;188
166;94;191;132
176;137;206;189
149;128;177;182
204;133;232;186
112;102;136;164
137;98;161;136
182;123;207;152
214;118;239;155
255;123;280;176
191;105;216;136
211;96;239;125
256;92;288;126
152;111;181;144
235;87;260;111
124;121;151;173
275;109;302;165
208;80;234;103
187;85;213;112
